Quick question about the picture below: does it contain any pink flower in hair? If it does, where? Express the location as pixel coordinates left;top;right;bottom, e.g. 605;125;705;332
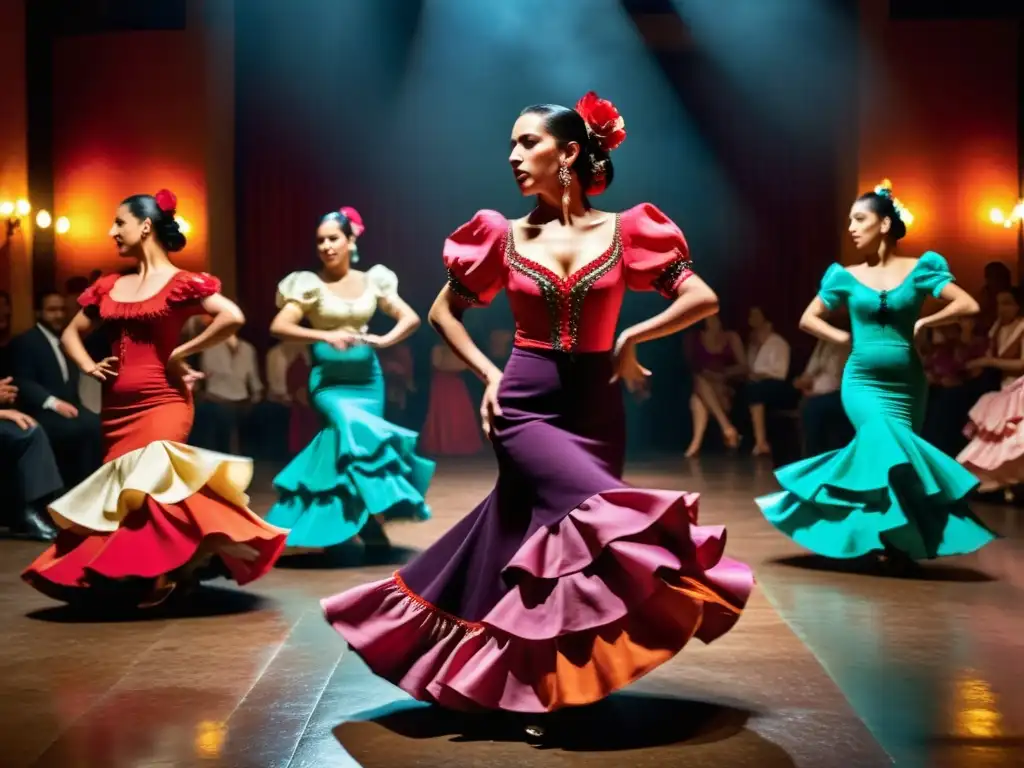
340;206;365;237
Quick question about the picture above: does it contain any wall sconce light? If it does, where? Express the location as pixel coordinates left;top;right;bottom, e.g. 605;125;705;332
1;200;71;238
3;198;31;237
990;201;1024;229
175;215;191;235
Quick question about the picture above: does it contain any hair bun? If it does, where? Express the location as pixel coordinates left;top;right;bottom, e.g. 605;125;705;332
157;217;186;252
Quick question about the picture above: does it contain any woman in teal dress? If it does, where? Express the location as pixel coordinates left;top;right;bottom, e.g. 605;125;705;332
266;208;433;549
756;182;996;564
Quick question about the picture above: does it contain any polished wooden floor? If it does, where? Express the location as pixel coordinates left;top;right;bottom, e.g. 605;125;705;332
2;456;1023;767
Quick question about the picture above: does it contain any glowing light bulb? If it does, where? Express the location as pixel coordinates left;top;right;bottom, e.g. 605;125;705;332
175;216;191;234
0;201;13;217
15;199;31;217
35;210;52;229
990;208;1006;225
55;216;70;234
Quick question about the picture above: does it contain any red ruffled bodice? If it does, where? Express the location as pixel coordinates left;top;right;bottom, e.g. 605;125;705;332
79;271;221;457
443;203;694;353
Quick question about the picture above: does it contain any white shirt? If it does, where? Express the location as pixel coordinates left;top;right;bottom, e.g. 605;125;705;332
199;338;263;402
265;343;309;401
38;323;69;412
802;339;847;395
748;332;790;381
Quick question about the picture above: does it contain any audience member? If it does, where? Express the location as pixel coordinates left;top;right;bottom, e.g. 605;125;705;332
8;290;103;486
744;306;793;456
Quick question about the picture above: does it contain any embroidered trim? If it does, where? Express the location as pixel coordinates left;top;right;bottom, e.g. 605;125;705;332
392;570;484;630
651;253;693;298
446;267;482;306
505;228;565;350
506;214;621;352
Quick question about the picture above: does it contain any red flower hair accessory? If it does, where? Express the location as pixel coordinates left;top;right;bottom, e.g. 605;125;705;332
574;91;626;152
154;189;177;214
339;206;365;237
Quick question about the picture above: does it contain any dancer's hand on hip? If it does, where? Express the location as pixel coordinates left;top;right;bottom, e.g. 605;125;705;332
86;356;120;382
167;358;205;391
480;375;503;440
610;334;651;393
323;329;361;350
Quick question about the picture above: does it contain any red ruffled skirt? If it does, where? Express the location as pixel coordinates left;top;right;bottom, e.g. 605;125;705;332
23;394;287;604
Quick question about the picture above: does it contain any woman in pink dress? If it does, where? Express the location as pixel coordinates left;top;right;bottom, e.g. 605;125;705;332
684;315;744;456
420;343;484;456
319;92;753;739
958;288;1024;491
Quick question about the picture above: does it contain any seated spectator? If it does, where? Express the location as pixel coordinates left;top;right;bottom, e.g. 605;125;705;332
684;315;745;457
8;290;103;487
0;375;63;541
744;306;793;456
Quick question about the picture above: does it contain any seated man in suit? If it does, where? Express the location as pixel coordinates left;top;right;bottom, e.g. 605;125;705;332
0;376;62;541
9;290;103;487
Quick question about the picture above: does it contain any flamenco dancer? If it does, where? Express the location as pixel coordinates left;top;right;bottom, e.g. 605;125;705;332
321;93;754;738
23;190;288;607
957;286;1024;495
757;181;996;567
266;207;433;551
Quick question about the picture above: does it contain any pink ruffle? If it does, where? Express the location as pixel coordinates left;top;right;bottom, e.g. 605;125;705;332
322;488;754;713
959;378;1024;488
964;377;1024;438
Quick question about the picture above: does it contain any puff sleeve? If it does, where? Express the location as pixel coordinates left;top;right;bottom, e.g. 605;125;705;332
913;251;955;298
167;271;222;306
77;274;119;317
620;203;694;298
442;210;508;308
366;264;399;300
817;263;847;311
275;271;321;312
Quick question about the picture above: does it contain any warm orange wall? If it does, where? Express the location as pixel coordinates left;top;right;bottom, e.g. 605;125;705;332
51;4;218;286
0;0;32;330
856;0;1019;292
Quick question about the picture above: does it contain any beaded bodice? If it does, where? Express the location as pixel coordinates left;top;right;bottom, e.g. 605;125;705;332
444;203;694;354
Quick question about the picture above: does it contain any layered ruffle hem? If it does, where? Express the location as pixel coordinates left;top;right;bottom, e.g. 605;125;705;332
758;416;996;560
323;488;753;713
23;441;287;602
266;405;433;548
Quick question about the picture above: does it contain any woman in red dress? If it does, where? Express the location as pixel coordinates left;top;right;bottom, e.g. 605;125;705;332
23;190;288;607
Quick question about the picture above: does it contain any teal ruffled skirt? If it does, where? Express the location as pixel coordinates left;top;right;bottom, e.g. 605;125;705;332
756;344;995;560
266;343;434;547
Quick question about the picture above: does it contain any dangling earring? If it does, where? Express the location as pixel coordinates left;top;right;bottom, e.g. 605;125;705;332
350;243;360;264
558;162;572;222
